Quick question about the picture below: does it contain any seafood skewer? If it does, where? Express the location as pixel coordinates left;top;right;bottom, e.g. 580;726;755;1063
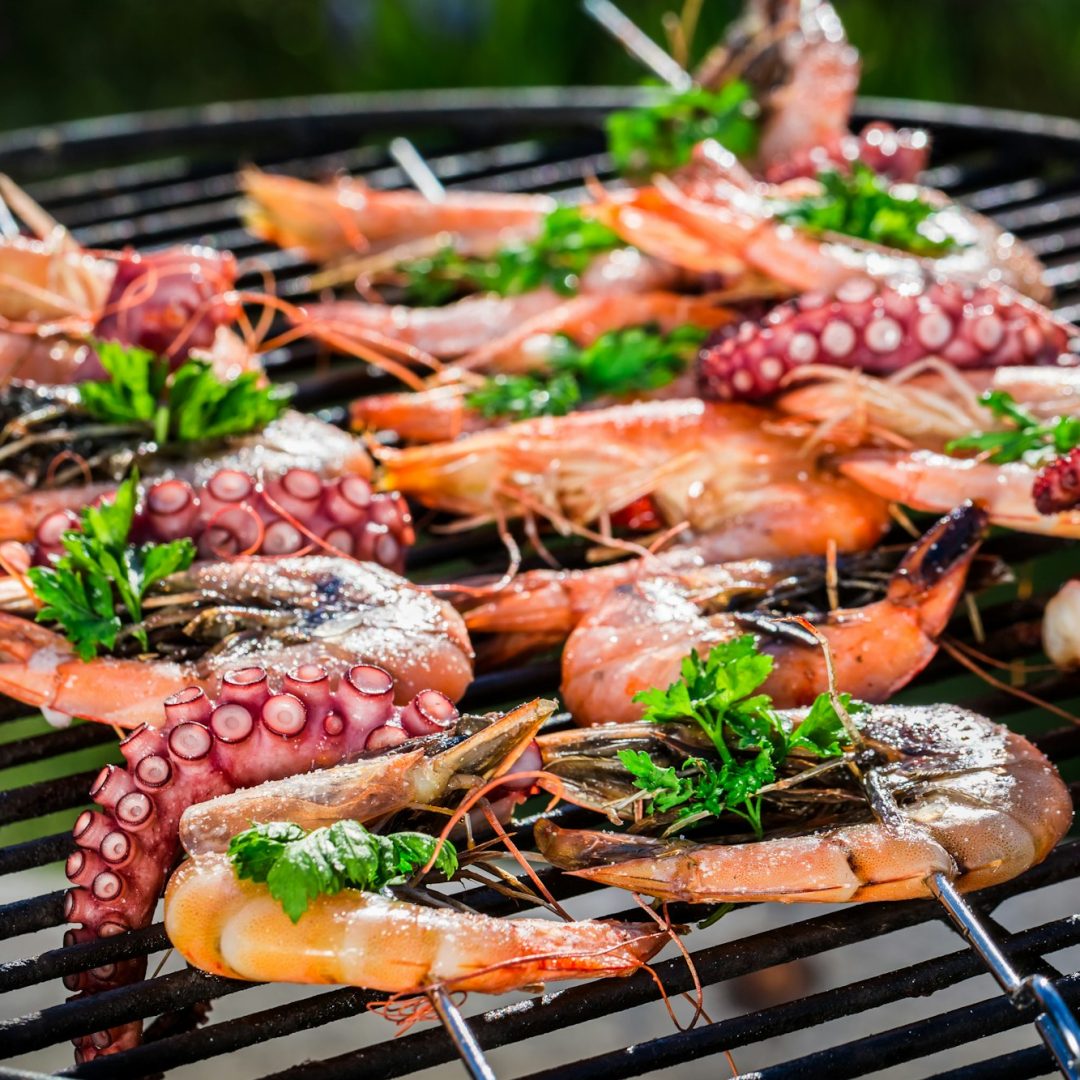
561;504;985;725
378;398;891;559
0;556;473;727
66;691;551;1059
535;703;1073;902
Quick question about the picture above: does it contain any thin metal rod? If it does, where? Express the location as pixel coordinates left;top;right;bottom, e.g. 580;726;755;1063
930;873;1080;1080
428;986;497;1080
581;0;693;91
389;137;446;203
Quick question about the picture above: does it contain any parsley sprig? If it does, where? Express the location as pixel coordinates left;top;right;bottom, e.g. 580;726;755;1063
78;340;289;444
26;474;196;660
228;820;459;923
945;390;1080;464
773;163;962;257
464;323;707;420
398;206;624;305
606;81;760;176
622;637;865;836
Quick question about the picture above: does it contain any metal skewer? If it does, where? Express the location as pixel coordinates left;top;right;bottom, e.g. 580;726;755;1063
929;873;1080;1080
429;985;498;1080
582;0;693;91
389;136;447;203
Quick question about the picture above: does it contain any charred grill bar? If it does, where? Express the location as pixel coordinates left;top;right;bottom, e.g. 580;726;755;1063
0;90;1079;1079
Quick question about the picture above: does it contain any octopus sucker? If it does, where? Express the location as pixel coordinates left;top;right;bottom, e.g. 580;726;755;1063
698;278;1073;402
31;467;414;572
63;662;468;1060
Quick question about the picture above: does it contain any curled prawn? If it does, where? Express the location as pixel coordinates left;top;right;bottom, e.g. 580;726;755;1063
535;703;1072;902
560;504;986;726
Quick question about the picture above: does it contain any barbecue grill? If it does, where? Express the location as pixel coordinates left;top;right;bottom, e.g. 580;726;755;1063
0;87;1079;1080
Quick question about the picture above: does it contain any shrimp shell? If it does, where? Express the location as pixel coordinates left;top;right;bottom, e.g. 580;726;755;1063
536;704;1073;902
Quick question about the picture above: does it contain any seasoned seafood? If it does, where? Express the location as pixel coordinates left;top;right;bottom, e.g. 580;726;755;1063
561;504;985;725
378;399;890;558
165;854;665;996
698;278;1072;402
351;293;732;442
535;704;1072;901
0;177;251;382
587;153;1048;302
0;556;473;726
0;383;416;565
241;168;555;261
67;693;549;1059
838;449;1080;538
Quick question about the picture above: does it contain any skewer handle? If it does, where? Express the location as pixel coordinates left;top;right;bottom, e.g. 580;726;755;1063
429;985;498;1080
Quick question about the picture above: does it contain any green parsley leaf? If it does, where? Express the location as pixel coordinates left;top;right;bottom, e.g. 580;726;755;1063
26;473;197;659
227;820;459;923
628;638;861;836
465;371;582;421
606;81;760;176
463;323;707;421
77;343;289;444
398;206;624;304
773;163;963;257
77;340;169;427
945;389;1080;465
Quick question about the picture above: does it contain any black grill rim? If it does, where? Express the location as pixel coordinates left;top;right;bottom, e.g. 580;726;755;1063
0;89;1076;1080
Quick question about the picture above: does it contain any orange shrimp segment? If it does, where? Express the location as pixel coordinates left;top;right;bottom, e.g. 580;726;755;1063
166;853;666;994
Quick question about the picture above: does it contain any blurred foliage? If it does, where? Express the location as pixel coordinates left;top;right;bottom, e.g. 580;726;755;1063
0;0;1077;131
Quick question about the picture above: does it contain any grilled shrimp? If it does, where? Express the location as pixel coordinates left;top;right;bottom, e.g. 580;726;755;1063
166;853;665;995
587;152;1048;302
0;176;252;382
562;504;985;726
351;293;734;442
378;399;890;556
241;168;555;260
535;704;1073;902
0;556;473;727
838;449;1080;538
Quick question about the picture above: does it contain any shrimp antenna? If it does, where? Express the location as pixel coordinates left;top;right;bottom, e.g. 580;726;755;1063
582;0;693;91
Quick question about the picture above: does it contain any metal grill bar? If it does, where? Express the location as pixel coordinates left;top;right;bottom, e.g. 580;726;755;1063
0;91;1078;1080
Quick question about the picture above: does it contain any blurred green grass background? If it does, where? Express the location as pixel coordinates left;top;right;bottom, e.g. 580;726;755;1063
0;0;1077;132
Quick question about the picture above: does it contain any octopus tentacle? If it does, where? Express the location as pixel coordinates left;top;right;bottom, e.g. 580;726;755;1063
698;278;1072;402
34;467;414;572
1034;447;1080;515
64;663;458;1062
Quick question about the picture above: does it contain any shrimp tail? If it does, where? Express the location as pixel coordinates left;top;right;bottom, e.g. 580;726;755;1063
885;500;988;635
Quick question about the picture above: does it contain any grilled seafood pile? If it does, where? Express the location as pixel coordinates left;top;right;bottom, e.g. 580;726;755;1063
69;693;570;1056
3;0;1077;1072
